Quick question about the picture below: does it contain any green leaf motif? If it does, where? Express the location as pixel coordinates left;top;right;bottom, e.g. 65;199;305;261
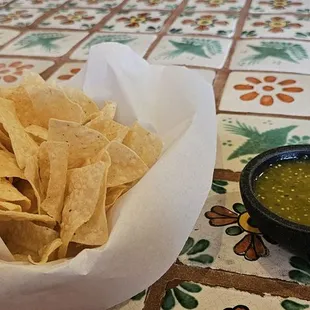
131;290;146;301
212;179;228;194
189;254;214;264
233;202;246;214
281;300;309;310
226;225;243;236
83;35;136;51
289;256;310;285
180;282;202;293
173;287;198;309
162;289;175;310
180;237;194;255
187;239;209;255
289;270;310;285
15;33;67;51
225;122;297;160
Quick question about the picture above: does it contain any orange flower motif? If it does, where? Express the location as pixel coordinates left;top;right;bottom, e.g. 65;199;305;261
117;13;160;28
0;10;33;24
234;76;304;106
54;10;95;25
252;16;301;33
58;67;81;81
258;0;302;10
182;15;228;31
0;61;34;83
137;0;175;5
196;0;237;7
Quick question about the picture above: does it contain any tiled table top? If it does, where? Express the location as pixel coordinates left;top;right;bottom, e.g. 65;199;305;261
1;0;310;309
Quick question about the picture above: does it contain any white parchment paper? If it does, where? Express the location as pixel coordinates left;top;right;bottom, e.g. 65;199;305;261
0;43;216;310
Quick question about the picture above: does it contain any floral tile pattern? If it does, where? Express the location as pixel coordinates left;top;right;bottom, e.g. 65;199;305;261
0;30;87;57
242;14;310;40
124;0;182;11
11;0;68;9
0;58;54;86
250;0;310;14
71;32;156;60
230;39;310;75
0;8;43;27
161;282;310;310
39;8;109;30
185;0;246;12
102;11;169;33
0;29;20;46
68;0;124;9
148;36;232;68
216;114;310;171
47;61;84;82
168;12;238;37
219;72;310;116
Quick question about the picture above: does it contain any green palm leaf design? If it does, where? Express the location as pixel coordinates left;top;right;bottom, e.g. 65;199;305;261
173;287;198;309
83;35;136;50
212;179;228;194
281;300;309;310
289;256;310;285
162;289;175;310
15;33;67;51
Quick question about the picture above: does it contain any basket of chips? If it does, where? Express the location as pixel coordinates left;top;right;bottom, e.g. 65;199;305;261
0;43;216;310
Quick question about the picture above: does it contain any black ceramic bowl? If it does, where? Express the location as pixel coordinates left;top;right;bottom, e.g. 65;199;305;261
240;145;310;259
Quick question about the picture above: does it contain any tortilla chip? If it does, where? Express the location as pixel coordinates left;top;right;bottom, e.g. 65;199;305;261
0;210;55;227
0;98;38;169
25;85;85;128
83;101;117;124
0;126;12;152
22;71;45;86
41;142;69;222
60;86;99;117
6;86;38;128
106;141;148;187
0;178;31;211
38;142;49;198
0;202;22;212
0;87;15;99
86;118;129;142
72;161;109;246
14;180;38;214
105;185;127;211
0;150;24;179
5;221;58;258
58;161;106;258
25;125;47;144
123;122;163;168
28;238;62;264
48;119;109;169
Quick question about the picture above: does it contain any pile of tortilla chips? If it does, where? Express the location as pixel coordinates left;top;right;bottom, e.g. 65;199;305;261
0;72;163;264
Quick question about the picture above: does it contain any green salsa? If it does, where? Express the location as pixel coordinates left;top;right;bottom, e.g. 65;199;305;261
255;159;310;226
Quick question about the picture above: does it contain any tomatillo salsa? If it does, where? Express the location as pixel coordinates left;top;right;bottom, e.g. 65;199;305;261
255;159;310;226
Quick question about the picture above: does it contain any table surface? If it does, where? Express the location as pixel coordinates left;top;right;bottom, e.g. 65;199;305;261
1;0;310;309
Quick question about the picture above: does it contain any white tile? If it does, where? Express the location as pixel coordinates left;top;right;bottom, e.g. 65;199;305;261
124;0;182;10
148;36;232;68
0;8;44;27
47;62;84;82
242;14;310;40
0;29;20;46
185;0;246;12
250;0;310;14
0;30;88;57
69;0;123;9
11;0;67;8
230;39;310;75
71;32;156;60
168;12;239;37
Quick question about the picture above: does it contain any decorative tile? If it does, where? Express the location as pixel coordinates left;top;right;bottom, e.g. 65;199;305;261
71;32;156;60
68;0;124;9
219;72;310;117
168;12;238;37
216;114;310;171
124;0;182;11
39;8;108;30
250;0;310;14
0;58;54;86
242;14;310;40
47;62;84;82
148;36;232;68
111;290;147;310
0;29;20;46
230;39;310;75
11;0;68;9
185;0;246;12
161;281;310;310
0;0;15;7
0;30;87;57
0;8;43;27
179;178;310;285
191;68;216;84
102;11;169;33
